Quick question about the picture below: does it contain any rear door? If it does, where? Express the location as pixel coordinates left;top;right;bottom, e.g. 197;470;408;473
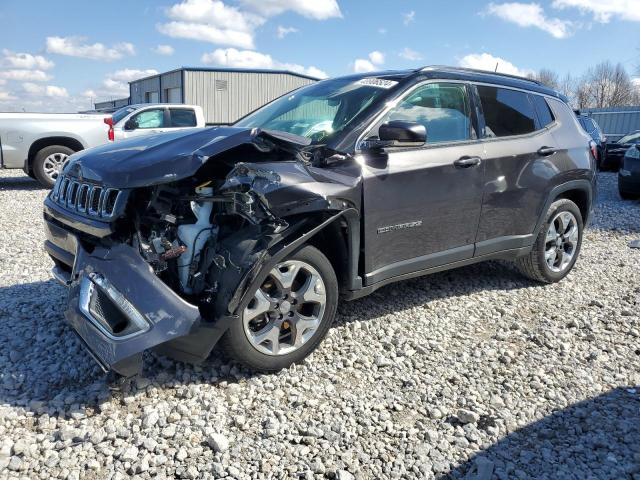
474;85;558;255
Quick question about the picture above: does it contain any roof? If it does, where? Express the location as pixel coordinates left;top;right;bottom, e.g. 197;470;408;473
329;66;562;99
130;66;321;84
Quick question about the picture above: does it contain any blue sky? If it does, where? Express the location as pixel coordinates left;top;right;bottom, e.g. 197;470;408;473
0;0;638;111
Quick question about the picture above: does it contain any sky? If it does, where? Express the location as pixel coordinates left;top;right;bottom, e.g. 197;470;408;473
0;0;638;112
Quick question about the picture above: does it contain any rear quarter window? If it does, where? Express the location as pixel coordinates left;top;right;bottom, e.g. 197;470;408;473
531;95;555;128
477;86;537;137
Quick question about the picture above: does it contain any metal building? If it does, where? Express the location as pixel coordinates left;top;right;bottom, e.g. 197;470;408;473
94;97;130;111
127;67;319;125
580;106;640;142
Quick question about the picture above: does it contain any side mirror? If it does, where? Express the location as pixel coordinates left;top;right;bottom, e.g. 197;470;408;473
379;120;426;145
124;118;137;131
360;120;426;151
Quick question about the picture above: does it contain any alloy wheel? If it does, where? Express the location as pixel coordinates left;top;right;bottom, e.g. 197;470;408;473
42;152;69;183
243;260;327;356
545;211;579;273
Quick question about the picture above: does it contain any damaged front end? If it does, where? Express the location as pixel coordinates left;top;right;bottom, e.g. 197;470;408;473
43;127;361;376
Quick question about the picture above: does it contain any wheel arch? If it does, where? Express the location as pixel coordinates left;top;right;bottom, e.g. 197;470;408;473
534;179;594;235
27;136;84;174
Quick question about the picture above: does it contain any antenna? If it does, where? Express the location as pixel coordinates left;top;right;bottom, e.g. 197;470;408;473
495;62;499;72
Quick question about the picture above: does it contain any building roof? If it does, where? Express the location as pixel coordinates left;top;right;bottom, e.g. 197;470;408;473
129;66;321;84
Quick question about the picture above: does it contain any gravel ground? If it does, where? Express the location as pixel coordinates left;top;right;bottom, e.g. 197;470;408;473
0;169;639;480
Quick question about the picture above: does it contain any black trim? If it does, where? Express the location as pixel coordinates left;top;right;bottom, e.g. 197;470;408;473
44;197;114;238
364;244;473;286
474;234;535;257
344;246;532;300
533;179;594;234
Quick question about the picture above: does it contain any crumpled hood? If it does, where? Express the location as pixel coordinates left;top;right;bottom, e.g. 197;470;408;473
63;127;259;188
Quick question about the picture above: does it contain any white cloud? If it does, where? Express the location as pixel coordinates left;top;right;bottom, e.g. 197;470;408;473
0;91;16;101
201;47;327;78
46;36;135;61
399;47;422;61
158;0;263;49
153;44;175;55
158;21;256;49
0;69;51;82
459;53;531;77
368;51;385;65
277;25;298;38
45;85;69;98
552;0;640;22
239;0;342;19
485;3;573;38
353;51;385;73
22;82;70;98
2;49;54;70
403;10;415;25
84;69;159;100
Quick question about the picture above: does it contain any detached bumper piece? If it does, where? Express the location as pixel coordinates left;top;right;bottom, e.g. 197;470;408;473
64;243;204;376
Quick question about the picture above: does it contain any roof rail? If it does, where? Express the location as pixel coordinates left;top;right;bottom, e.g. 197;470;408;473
418;65;544;86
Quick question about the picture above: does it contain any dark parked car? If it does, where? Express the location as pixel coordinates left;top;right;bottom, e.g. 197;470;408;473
618;144;640;199
43;66;596;376
576;114;607;169
606;130;640;170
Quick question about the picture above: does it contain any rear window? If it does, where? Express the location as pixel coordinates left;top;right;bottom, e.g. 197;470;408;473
531;95;555;128
170;109;197;127
477;86;537;137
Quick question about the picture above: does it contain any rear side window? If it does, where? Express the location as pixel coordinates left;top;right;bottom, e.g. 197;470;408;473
170;109;197;127
531;95;555;128
477;86;536;137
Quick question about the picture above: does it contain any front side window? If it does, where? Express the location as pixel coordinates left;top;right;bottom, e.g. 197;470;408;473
170;109;197;127
372;82;475;144
130;109;165;129
235;77;394;143
478;86;536;137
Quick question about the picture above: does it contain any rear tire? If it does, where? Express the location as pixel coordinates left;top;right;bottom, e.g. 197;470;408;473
223;245;338;371
516;199;583;284
32;145;74;188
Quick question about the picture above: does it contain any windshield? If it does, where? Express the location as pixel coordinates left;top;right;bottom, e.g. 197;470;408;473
618;132;640;144
234;77;396;143
112;106;140;124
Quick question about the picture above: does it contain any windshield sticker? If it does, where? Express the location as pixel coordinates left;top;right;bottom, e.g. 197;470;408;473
356;78;398;89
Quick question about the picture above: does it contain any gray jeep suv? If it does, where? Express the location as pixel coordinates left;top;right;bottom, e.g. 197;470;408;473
43;66;596;376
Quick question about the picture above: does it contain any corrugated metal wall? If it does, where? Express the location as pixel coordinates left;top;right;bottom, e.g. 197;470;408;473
581;106;640;141
160;71;182;102
94;97;130;110
183;70;315;124
130;76;161;104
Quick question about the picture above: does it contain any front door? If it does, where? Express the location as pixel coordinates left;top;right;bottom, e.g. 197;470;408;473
359;82;485;285
121;107;170;139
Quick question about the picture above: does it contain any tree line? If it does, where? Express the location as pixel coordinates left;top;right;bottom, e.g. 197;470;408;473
527;61;640;110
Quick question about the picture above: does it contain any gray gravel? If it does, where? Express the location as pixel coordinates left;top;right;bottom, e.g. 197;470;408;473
0;169;639;480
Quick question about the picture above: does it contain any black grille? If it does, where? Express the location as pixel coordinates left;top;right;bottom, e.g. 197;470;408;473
51;174;123;219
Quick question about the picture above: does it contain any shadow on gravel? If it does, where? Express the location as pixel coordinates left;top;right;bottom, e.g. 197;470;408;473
335;259;539;328
0;174;45;191
0;279;108;415
439;387;640;480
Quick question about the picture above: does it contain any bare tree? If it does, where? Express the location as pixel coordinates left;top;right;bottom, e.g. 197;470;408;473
528;69;560;90
580;61;638;108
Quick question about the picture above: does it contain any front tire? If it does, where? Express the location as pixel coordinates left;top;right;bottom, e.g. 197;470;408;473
223;245;338;371
33;145;74;188
516;199;583;283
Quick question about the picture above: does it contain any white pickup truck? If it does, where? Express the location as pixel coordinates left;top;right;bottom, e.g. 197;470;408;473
0;104;205;187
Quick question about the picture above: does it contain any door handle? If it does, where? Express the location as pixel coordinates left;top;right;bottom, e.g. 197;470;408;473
454;156;482;168
537;146;557;157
